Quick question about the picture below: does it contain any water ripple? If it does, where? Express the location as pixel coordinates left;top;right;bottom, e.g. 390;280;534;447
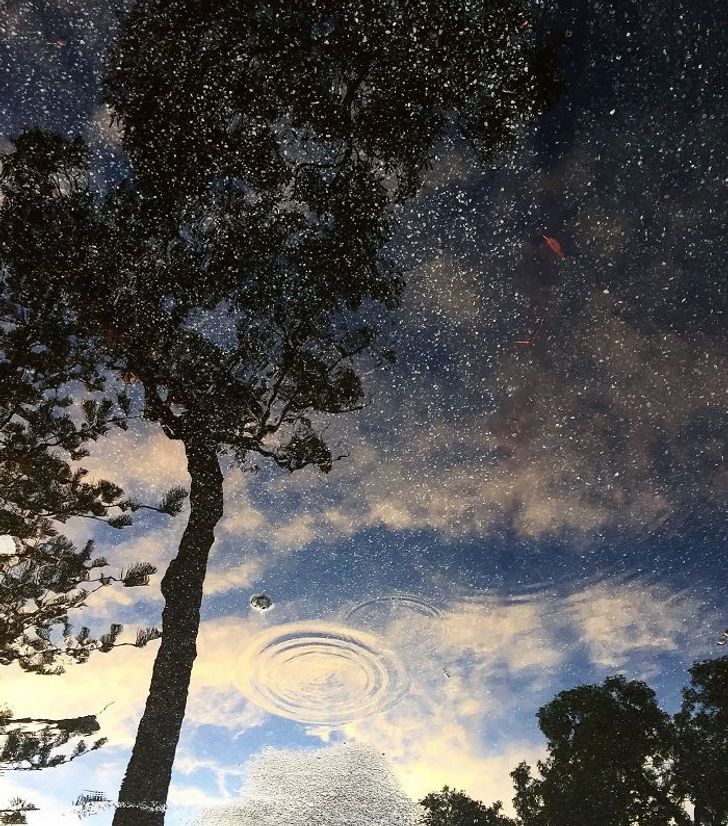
343;593;442;628
234;622;409;725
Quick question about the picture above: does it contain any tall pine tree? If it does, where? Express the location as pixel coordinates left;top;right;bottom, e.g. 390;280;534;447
1;1;560;820
1;168;184;768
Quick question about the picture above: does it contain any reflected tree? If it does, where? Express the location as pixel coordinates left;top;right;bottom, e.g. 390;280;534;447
0;165;184;769
673;656;728;826
0;166;185;671
0;708;105;771
424;660;728;826
0;798;37;826
420;786;516;826
106;0;557;203
511;676;688;826
0;1;559;822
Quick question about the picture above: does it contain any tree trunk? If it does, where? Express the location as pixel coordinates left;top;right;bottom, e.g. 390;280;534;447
112;439;224;826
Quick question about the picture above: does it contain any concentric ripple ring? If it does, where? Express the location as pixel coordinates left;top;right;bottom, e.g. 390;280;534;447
234;622;409;725
344;593;442;626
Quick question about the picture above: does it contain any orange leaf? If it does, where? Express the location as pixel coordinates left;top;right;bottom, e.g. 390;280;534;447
542;235;566;258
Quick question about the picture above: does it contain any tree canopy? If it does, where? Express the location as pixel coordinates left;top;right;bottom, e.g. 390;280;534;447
508;661;728;826
512;676;688;826
674;657;728;825
0;137;187;673
0;179;185;773
423;658;728;826
420;786;516;826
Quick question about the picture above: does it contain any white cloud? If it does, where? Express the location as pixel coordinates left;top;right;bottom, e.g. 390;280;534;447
0;618;266;751
567;581;701;668
82;424;188;496
204;558;264;597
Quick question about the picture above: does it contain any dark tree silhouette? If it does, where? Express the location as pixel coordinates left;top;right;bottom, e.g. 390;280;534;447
0;1;559;821
420;786;516;826
673;656;728;826
0;167;185;772
0;797;37;826
0;147;187;673
423;660;728;826
105;0;558;205
511;675;688;826
0;708;105;772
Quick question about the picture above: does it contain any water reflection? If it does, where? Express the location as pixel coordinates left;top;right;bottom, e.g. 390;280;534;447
2;0;562;815
234;622;409;725
2;0;728;822
344;593;443;629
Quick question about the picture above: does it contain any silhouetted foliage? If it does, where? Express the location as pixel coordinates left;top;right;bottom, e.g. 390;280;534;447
0;707;106;771
106;0;559;204
0;797;37;825
0;1;560;821
0;197;185;673
421;787;516;826
1;232;138;547
425;659;727;826
511;675;695;826
0;167;187;774
673;657;728;826
1;533;162;676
